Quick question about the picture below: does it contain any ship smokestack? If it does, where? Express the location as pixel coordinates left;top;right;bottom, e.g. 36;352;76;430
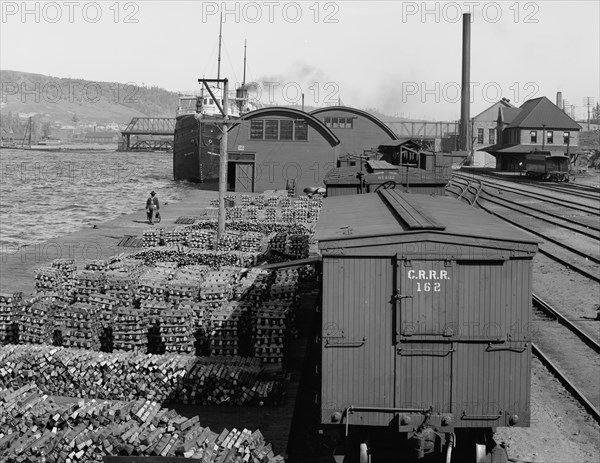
556;91;563;109
459;13;471;152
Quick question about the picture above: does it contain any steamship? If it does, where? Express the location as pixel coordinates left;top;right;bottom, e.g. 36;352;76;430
173;84;258;183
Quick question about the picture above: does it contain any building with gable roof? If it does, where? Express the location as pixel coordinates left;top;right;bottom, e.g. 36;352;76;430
483;96;582;170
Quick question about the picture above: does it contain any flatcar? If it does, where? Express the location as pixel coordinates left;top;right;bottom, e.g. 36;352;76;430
314;190;539;462
524;151;570;182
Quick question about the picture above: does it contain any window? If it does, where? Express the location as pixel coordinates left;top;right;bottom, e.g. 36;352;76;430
249;119;308;141
546;131;553;144
325;116;353;129
530;130;537;143
294;120;308;140
209;98;214;104
265;120;278;140
279;120;293;140
203;98;208;105
477;128;484;144
489;128;496;144
250;120;264;140
563;131;570;144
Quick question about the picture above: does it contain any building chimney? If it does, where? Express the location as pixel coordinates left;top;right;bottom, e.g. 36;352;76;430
460;13;471;152
556;92;563;109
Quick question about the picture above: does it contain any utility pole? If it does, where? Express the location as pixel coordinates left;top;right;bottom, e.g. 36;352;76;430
219;79;229;238
217;13;223;88
583;97;594;130
198;77;229;239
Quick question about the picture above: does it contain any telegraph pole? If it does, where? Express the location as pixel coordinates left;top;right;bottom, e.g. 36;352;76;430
219;79;229;238
198;77;229;239
583;97;594;130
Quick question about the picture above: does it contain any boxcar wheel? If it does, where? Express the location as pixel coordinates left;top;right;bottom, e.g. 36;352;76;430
359;442;370;463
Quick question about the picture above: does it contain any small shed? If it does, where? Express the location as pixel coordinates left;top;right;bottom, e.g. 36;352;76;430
315;191;538;433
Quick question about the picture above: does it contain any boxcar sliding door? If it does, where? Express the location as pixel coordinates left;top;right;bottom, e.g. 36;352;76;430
395;258;459;427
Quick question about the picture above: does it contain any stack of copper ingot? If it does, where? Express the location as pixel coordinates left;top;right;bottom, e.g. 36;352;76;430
239;231;263;253
88;292;120;352
18;294;62;345
280;208;295;223
268;232;287;255
34;266;66;294
309;195;323;221
208;302;244;356
246;205;258;221
71;270;106;303
293;196;311;222
112;306;147;352
279;197;291;209
142;227;161;247
264;207;277;222
289;234;310;259
161;227;188;247
135;264;175;303
186;228;215;249
103;270;137;307
0;292;21;344
253;301;289;368
157;308;195;354
85;260;107;272
62;302;100;350
166;265;206;303
239;194;250;207
227;206;245;221
0;383;285;462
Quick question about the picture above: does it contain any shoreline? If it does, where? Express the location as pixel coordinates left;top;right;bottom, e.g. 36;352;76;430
0;186;218;295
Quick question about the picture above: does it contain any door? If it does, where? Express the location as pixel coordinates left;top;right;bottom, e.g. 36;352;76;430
233;162;254;192
395;259;458;423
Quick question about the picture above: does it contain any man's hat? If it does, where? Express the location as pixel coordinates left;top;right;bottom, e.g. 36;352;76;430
150;191;156;195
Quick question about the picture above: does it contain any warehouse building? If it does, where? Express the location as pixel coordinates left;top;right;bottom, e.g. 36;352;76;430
217;106;403;194
224;107;341;194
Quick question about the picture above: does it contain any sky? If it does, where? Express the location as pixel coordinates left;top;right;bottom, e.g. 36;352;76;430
1;0;599;121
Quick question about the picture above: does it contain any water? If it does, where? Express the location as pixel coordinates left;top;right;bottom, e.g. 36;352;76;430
0;149;196;251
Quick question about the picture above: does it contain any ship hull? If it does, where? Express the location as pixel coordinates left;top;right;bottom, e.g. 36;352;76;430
173;114;222;183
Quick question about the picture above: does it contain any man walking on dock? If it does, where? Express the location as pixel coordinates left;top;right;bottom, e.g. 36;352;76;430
146;191;160;224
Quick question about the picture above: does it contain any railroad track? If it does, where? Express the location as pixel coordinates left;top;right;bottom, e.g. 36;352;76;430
460;168;600;200
447;177;600;284
448;175;600;425
479;188;600;236
532;343;600;424
454;173;600;216
532;294;600;353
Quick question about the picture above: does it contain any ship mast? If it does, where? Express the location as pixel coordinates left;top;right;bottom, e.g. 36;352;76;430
243;40;247;86
217;12;223;88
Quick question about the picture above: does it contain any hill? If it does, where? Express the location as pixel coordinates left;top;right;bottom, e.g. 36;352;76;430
0;70;180;125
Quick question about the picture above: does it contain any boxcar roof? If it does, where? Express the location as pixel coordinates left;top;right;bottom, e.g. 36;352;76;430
315;190;539;245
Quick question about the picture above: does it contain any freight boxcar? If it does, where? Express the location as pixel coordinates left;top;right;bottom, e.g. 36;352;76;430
524;151;570;182
314;190;538;462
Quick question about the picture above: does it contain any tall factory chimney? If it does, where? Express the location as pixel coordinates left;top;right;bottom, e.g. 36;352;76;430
556;92;563;110
460;13;471;152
